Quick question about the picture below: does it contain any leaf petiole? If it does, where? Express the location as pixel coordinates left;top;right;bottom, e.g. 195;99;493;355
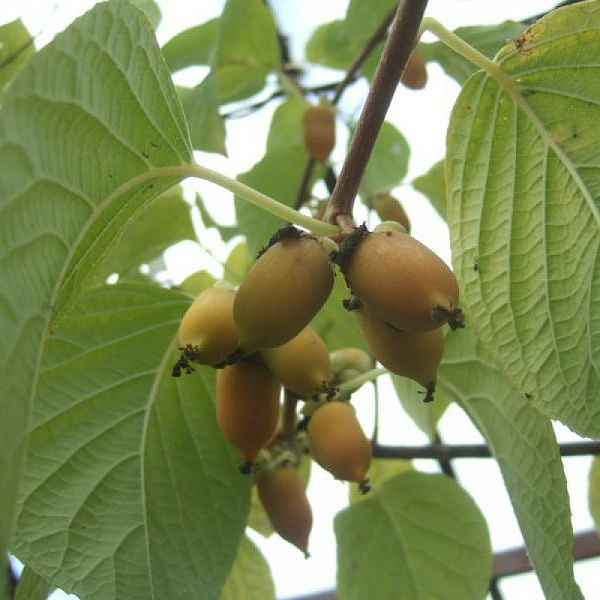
104;163;340;236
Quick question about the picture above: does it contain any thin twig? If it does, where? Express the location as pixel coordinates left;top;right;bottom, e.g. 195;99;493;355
324;0;429;228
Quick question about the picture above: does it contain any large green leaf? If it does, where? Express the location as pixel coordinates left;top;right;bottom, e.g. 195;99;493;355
162;19;219;72
14;566;52;600
0;19;34;100
0;0;192;586
412;158;446;221
447;1;600;437
439;325;582;600
13;283;250;599
335;471;492;600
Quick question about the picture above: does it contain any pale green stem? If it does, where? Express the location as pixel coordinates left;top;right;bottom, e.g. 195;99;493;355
104;163;340;236
334;367;388;400
419;17;517;91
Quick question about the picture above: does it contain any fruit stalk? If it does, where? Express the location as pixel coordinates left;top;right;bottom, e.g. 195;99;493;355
323;0;429;228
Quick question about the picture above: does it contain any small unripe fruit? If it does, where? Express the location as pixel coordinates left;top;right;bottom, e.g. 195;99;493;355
303;103;336;161
307;401;371;493
261;325;333;399
368;193;411;233
400;46;427;90
353;302;444;402
257;465;313;556
233;227;335;353
337;226;463;332
216;362;281;472
175;283;238;369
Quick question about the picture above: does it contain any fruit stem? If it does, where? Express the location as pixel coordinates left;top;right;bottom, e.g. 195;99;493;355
103;163;340;236
333;367;388;400
281;391;299;440
324;0;429;227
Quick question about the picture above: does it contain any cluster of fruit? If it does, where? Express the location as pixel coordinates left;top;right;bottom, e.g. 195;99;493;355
172;220;462;552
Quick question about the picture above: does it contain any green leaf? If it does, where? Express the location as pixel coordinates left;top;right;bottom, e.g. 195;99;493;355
216;0;280;104
13;283;250;600
589;457;600;535
180;72;227;154
14;566;53;600
391;374;450;441
220;535;275;600
0;19;34;100
412;159;447;221
359;121;410;198
129;0;162;31
0;0;192;585
348;457;412;505
335;471;492;600
97;185;196;281
439;325;583;600
162;18;219;71
178;270;216;296
196;193;240;242
266;96;310;154
223;242;252;284
447;2;600;437
305;21;355;71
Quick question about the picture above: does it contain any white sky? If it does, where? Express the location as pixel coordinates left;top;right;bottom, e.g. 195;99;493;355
3;1;599;599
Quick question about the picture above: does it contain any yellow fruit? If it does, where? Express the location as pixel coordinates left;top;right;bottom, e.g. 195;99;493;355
303;103;336;161
233;227;335;353
307;401;371;493
329;347;373;378
257;464;313;556
400;46;427;90
353;302;444;402
216;361;281;473
261;325;333;399
174;283;238;371
338;226;463;332
368;193;411;233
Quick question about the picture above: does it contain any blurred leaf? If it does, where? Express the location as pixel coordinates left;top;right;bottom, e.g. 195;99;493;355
216;0;280;104
196;193;239;241
589;457;600;535
392;374;451;441
447;2;600;437
335;471;492;600
421;20;526;84
305;20;354;71
14;283;250;600
412;158;446;221
359;121;410;197
97;185;196;281
129;0;162;30
439;325;583;599
14;566;53;600
178;270;216;296
223;241;252;284
311;274;369;353
344;0;397;45
0;19;34;100
0;0;192;577
266;96;310;154
180;73;227;154
220;535;275;600
235;146;308;258
162;18;219;72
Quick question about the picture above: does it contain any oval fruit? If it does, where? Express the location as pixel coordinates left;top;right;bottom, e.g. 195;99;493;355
233;229;335;352
329;347;373;385
257;464;313;556
339;227;463;332
176;282;238;368
368;193;411;233
353;302;444;402
400;46;427;90
261;325;333;399
303;103;336;161
216;361;281;473
307;401;371;493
